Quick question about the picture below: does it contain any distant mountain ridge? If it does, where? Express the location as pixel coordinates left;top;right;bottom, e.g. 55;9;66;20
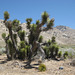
0;19;75;47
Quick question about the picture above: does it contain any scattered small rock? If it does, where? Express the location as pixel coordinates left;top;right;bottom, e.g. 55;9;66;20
70;59;75;66
59;67;64;70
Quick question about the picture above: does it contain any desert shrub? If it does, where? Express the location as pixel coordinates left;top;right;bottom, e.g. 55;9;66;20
63;51;68;59
58;51;62;58
38;64;46;72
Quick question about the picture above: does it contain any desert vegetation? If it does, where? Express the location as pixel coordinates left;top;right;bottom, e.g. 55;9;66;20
0;11;75;75
2;11;57;65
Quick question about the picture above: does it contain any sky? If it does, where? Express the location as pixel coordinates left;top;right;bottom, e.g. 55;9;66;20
0;0;75;29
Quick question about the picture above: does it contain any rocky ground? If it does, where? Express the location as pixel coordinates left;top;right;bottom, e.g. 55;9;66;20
0;54;75;75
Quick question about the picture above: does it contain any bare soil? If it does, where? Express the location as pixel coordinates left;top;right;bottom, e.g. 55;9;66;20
0;54;75;75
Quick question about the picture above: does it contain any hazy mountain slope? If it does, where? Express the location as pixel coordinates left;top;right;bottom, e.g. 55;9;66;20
41;26;75;45
0;19;75;47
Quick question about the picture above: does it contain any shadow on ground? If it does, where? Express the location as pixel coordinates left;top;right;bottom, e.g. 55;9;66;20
0;59;11;64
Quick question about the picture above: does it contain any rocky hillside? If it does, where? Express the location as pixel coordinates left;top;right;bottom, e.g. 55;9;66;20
41;26;75;45
0;19;75;47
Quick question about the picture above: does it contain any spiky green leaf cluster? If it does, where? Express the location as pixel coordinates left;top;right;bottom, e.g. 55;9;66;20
12;19;20;26
20;41;25;48
38;35;43;43
4;11;9;21
43;46;50;58
58;51;62;58
31;24;37;32
26;18;32;29
47;18;54;29
63;51;68;59
26;18;32;23
43;38;59;59
41;11;49;23
36;20;40;25
51;36;56;43
47;39;51;45
18;30;25;41
2;33;6;39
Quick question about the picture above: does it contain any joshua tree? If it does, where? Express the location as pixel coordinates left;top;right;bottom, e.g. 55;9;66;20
3;11;21;59
25;11;54;65
2;11;54;65
43;36;59;59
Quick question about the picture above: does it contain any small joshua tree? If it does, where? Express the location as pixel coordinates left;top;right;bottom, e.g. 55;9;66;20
43;36;59;59
3;11;21;59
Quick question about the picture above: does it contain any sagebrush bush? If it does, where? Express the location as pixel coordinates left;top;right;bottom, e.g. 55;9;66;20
38;64;46;72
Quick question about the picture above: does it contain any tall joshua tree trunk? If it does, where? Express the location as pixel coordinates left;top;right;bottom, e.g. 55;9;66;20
6;43;11;59
8;28;18;59
27;41;45;66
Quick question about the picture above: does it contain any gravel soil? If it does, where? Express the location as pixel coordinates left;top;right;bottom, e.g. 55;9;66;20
0;54;75;75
